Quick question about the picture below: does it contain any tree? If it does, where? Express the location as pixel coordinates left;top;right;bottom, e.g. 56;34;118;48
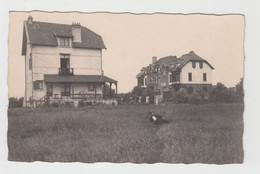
103;84;116;98
210;83;230;102
131;85;144;97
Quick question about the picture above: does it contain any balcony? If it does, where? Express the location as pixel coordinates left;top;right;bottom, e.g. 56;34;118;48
59;68;74;75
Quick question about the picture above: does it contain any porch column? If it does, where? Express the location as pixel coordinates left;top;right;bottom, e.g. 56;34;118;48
102;82;105;99
94;83;97;99
115;82;118;96
109;82;112;98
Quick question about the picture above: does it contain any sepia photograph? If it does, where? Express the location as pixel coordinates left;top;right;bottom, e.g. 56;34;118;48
7;11;244;164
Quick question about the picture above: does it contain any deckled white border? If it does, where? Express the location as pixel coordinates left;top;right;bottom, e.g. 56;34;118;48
1;0;260;174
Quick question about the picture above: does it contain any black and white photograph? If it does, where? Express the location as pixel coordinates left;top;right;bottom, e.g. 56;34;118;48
7;11;245;164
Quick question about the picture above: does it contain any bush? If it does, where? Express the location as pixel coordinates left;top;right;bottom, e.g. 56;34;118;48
210;82;242;103
78;100;85;107
51;102;59;107
9;97;23;108
149;95;154;104
188;92;202;105
141;95;146;104
173;90;189;103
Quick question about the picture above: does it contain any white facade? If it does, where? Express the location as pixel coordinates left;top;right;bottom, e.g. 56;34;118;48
180;62;212;84
32;45;102;78
24;44;103;102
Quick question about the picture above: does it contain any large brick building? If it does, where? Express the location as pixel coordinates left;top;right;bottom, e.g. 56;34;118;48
136;51;214;100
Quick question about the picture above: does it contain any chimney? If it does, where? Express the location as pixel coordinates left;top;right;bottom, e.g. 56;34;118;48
27;16;33;24
152;56;157;64
72;22;82;43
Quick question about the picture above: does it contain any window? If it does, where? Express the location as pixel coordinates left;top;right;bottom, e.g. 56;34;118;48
61;83;70;96
171;72;180;82
192;61;196;68
175;73;180;81
203;73;207;82
33;80;43;90
29;53;32;70
199;62;203;69
145;78;147;85
138;78;144;86
46;83;53;96
187;87;193;94
60;37;70;47
88;83;94;91
203;87;208;92
188;73;192;81
60;54;70;66
169;73;173;82
60;54;70;74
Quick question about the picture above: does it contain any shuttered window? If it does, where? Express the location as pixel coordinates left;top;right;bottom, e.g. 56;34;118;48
33;81;43;90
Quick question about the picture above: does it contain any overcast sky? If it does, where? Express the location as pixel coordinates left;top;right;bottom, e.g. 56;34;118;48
8;12;244;97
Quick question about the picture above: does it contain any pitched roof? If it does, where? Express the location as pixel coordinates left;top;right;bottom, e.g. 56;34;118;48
153;56;177;66
24;20;106;49
138;51;214;75
178;51;214;69
44;74;117;83
154;51;214;70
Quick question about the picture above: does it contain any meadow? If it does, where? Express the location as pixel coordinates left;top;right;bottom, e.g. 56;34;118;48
7;103;244;164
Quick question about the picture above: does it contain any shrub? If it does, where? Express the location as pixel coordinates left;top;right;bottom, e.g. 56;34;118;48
51;102;59;107
85;101;93;106
188;92;202;105
9;97;23;108
78;100;85;107
141;95;146;104
210;82;242;103
149;95;154;104
173;90;189;103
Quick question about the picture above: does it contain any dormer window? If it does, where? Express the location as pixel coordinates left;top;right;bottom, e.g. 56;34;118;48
192;61;196;68
59;37;70;47
199;62;203;69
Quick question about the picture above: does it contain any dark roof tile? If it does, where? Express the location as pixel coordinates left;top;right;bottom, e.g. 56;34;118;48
25;21;106;49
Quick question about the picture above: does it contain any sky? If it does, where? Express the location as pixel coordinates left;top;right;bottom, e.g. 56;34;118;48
8;12;244;97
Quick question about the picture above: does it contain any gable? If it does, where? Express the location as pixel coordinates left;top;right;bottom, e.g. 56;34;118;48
178;51;214;70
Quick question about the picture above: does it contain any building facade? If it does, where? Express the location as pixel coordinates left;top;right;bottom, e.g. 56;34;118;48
136;51;214;100
22;16;117;107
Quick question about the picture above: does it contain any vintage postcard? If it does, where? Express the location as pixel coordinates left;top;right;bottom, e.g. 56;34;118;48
7;11;244;164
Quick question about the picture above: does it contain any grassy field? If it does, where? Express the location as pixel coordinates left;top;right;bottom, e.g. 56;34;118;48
7;103;244;164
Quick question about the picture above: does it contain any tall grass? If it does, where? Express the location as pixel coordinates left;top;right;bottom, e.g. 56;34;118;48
7;103;244;163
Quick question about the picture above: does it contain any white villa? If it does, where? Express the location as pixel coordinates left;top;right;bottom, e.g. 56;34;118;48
22;16;117;107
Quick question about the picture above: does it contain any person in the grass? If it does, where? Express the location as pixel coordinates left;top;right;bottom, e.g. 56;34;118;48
149;112;169;124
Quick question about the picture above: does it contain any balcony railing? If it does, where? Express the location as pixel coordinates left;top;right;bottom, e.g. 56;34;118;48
59;68;74;75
